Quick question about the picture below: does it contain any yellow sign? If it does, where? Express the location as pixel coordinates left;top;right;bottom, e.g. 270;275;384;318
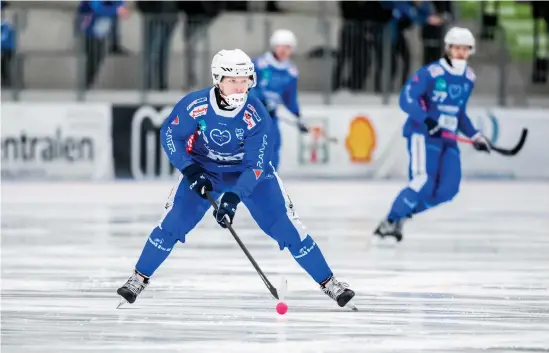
346;116;376;163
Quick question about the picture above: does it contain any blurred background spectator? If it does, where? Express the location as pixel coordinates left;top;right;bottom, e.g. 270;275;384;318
531;1;548;83
422;0;453;65
0;0;547;104
331;1;392;93
266;1;282;13
136;1;178;90
178;1;223;89
108;10;129;55
332;1;443;93
388;1;443;89
1;0;15;87
75;0;128;88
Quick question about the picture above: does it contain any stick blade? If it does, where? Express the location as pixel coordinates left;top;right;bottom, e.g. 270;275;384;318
270;286;279;300
492;128;528;156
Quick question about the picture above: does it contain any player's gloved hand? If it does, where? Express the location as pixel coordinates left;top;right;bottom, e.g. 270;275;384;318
471;132;491;153
213;192;240;228
182;164;213;199
297;121;309;134
424;117;442;138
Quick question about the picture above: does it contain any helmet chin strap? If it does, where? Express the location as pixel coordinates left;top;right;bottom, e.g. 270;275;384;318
443;53;467;75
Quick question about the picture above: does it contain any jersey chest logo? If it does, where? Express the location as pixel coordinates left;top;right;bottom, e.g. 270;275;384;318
186;97;207;111
448;84;463;99
209;129;232;146
190;104;208;119
431;78;448;103
243;111;256;130
247;104;261;122
235;128;244;141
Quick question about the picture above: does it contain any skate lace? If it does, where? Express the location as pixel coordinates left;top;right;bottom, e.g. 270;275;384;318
125;274;146;295
322;277;349;300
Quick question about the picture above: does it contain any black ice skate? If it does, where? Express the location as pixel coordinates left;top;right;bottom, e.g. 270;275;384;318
116;270;149;308
373;218;405;242
320;275;357;311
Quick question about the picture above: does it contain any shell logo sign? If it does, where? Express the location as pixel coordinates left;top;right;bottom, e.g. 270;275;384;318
345;116;376;163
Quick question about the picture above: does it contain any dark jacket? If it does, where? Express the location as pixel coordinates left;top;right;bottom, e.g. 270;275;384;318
531;1;549;26
177;1;223;17
339;1;393;23
136;1;178;14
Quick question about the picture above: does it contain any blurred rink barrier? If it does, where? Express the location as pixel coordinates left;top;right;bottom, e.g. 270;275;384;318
2;102;549;181
1;103;113;180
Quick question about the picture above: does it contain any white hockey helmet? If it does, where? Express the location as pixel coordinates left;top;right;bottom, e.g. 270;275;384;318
270;29;297;49
444;27;476;54
211;49;256;108
211;49;256;87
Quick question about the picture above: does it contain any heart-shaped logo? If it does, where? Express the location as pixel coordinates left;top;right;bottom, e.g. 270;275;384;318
448;84;462;99
210;129;232;146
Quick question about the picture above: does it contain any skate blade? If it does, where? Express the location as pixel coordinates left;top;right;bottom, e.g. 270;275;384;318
345;304;358;311
347;303;358;311
346;300;358;312
371;234;399;247
116;298;128;309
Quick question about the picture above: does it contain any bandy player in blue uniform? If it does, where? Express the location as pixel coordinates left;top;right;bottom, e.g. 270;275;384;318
117;49;356;309
252;29;308;170
374;27;492;242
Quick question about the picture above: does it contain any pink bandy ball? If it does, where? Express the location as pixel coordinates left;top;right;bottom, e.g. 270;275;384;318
276;302;288;315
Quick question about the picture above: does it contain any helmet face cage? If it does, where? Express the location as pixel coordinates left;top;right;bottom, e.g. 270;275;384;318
213;74;257;89
445;42;475;55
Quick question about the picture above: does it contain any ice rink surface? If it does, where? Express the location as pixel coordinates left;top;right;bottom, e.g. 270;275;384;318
2;180;549;353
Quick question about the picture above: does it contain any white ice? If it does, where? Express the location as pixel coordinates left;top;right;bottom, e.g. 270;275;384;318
2;180;549;353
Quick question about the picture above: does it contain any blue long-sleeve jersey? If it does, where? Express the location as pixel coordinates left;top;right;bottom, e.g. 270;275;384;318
160;86;273;200
380;1;434;44
382;1;433;24
1;1;15;51
76;0;124;38
400;58;478;139
1;22;15;51
251;52;300;118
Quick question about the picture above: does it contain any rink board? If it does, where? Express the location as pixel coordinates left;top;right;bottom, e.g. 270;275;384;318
277;106;549;179
1;103;113;180
2;103;549;180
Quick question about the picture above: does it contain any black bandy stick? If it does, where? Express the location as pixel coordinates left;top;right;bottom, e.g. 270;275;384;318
490;128;528;156
205;191;279;300
443;128;528;157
